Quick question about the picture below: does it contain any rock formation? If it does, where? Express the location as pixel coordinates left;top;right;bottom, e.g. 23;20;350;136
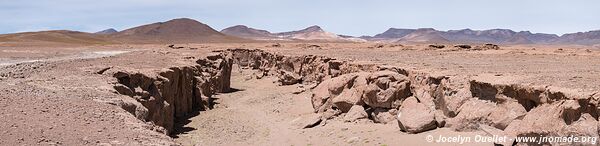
108;48;600;146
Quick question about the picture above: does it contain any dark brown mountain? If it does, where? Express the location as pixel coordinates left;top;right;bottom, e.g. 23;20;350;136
111;18;246;43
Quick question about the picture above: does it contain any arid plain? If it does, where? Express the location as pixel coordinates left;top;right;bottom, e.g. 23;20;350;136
1;18;600;146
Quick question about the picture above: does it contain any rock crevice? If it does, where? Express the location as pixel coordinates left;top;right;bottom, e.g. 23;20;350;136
112;53;232;134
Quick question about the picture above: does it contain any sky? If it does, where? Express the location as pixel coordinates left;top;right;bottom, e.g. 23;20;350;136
1;0;599;36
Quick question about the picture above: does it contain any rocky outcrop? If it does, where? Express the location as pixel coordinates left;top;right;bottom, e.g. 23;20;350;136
112;53;233;134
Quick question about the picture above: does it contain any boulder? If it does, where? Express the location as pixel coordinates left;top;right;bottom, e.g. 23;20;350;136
278;71;302;85
372;108;397;124
311;73;367;113
397;97;437;133
327;73;359;94
362;71;411;108
413;87;435;109
332;88;363;112
445;99;496;131
331;73;367;112
292;113;323;129
502;100;597;145
344;105;368;122
562;113;599;138
311;78;332;112
434;88;470;117
487;100;527;130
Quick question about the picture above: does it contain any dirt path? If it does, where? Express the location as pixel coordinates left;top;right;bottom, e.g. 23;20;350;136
174;68;494;146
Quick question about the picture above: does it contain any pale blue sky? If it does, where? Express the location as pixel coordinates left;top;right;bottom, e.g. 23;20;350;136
1;0;599;36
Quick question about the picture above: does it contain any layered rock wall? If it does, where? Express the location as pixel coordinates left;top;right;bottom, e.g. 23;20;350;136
112;52;232;133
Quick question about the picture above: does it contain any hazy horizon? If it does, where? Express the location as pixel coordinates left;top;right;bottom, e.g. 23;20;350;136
1;0;599;36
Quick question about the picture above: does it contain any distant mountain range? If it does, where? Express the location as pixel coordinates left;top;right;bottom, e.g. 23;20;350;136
361;28;600;45
1;18;599;45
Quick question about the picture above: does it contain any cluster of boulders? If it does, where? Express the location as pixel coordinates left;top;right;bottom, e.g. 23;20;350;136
309;67;446;133
111;52;233;134
305;57;599;145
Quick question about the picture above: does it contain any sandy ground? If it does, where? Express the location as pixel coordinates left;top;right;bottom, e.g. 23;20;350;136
1;42;599;145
